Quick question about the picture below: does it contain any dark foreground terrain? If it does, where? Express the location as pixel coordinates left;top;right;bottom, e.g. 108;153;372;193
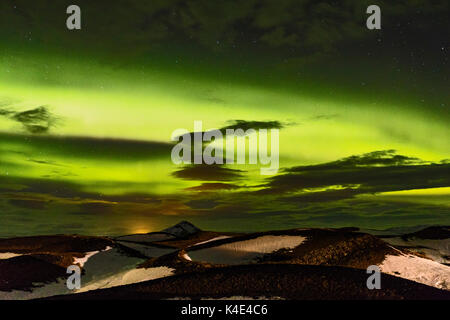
47;264;450;300
0;222;449;300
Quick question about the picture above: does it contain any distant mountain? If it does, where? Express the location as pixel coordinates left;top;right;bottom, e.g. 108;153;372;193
401;226;450;240
162;221;201;238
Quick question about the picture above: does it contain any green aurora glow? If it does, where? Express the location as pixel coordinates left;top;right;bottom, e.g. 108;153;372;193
0;1;448;236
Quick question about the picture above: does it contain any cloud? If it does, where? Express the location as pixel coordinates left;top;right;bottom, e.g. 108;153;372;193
307;114;339;121
175;119;287;142
0;132;173;162
185;199;220;209
28;159;65;167
283;150;426;171
8;199;47;210
77;202;116;215
185;182;241;192
3;0;448;59
172;164;244;181
0;108;14;117
11;106;59;134
261;150;449;202
0;102;60;134
0;150;448;235
0;177;86;199
282;188;363;204
221;120;285;132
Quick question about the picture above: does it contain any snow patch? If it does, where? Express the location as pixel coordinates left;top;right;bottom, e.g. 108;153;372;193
181;252;192;261
0;252;22;259
191;236;231;247
0;247;148;300
77;266;174;292
383;237;450;264
73;246;112;267
379;253;450;290
188;235;306;265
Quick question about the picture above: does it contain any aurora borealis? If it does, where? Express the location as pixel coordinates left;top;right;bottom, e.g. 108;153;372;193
0;1;448;236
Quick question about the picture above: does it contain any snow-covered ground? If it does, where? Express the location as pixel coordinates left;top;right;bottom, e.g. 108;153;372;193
181;252;192;261
0;277;69;300
77;266;174;292
383;237;450;265
191;236;231;247
73;247;111;267
0;246;175;300
74;246;174;293
187;235;306;265
0;252;22;259
379;253;450;290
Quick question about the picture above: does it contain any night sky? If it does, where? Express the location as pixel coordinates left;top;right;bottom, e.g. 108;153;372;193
0;1;448;236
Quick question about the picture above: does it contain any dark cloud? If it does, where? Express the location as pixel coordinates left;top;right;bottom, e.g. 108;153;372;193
0;99;17;116
0;161;448;235
185;199;220;209
0;108;14;117
261;150;449;202
28;159;64;166
195;197;450;231
102;194;162;205
307;114;339;121
3;0;447;61
6;176;92;199
185;183;241;192
285;150;426;170
172;164;243;181
221;120;285;133
8;199;47;210
52;223;85;231
176;119;286;142
77;202;115;215
0;132;173;162
11;106;58;134
0;104;60;134
0;174;167;210
289;199;450;229
283;188;363;204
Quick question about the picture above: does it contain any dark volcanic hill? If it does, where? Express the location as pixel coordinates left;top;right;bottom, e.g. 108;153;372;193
1;223;449;300
46;264;450;300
